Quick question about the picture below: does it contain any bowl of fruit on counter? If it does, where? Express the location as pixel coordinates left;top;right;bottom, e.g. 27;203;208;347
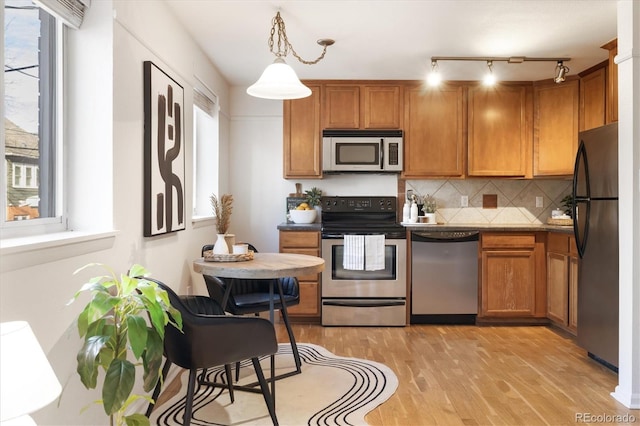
289;202;317;224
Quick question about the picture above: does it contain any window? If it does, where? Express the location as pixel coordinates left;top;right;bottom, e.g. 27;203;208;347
12;163;39;188
2;0;62;235
192;87;219;218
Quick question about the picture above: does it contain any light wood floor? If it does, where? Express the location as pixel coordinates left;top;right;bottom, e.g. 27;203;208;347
275;323;638;426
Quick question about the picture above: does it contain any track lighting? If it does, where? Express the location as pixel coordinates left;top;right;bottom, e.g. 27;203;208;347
247;11;334;100
483;60;496;86
554;61;570;83
427;56;572;85
427;60;441;86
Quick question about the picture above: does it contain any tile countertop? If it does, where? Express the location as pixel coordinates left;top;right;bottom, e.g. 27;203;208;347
277;222;574;234
401;222;575;234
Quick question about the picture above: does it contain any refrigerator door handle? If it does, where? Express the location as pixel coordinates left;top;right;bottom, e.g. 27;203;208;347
573;142;590;258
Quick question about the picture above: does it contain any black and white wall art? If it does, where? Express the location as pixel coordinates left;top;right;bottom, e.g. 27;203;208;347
143;61;185;236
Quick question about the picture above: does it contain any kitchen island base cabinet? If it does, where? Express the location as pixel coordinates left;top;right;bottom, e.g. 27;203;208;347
279;230;322;322
478;233;547;323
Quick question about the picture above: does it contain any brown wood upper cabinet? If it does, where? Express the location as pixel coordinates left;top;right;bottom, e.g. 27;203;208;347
322;83;402;129
283;83;322;178
602;38;618;124
468;84;533;177
533;79;579;177
403;83;465;178
579;62;607;131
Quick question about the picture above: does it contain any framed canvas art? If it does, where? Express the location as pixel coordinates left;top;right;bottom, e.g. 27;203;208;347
143;61;185;236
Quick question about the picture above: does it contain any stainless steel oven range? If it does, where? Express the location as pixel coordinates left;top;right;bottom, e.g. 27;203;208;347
320;196;407;326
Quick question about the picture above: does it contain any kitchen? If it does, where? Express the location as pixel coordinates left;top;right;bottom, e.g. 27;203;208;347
0;1;638;425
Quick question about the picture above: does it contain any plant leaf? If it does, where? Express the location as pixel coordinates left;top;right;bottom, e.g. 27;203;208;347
102;359;135;415
126;316;148;359
142;328;163;392
127;264;149;279
77;335;110;389
124;413;150;426
144;299;166;339
86;291;120;325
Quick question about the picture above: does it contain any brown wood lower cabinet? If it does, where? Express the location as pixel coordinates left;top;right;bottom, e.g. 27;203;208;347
478;232;547;322
279;230;322;322
546;232;578;334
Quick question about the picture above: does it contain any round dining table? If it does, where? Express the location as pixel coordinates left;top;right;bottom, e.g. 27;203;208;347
193;252;325;280
193;252;325;400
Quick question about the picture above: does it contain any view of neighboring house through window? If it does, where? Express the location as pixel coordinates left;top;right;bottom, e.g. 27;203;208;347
3;1;60;228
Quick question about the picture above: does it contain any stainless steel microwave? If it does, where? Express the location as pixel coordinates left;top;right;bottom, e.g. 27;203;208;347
322;129;403;173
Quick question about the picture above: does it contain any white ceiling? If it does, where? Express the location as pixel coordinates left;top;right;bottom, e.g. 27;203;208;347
164;0;617;86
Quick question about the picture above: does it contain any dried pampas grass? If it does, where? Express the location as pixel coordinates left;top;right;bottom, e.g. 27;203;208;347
210;193;233;234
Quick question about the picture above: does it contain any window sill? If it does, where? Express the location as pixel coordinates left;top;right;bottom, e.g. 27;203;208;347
192;216;215;229
0;230;118;273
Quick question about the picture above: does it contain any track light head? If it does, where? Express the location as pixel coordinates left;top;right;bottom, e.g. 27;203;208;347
427;60;441;86
554;61;570;83
483;60;496;86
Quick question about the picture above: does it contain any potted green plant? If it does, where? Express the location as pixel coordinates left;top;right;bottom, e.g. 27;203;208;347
422;194;437;224
561;194;574;218
304;187;322;207
305;187;323;222
69;263;182;426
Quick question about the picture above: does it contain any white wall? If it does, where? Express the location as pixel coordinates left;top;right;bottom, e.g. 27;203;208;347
0;0;231;424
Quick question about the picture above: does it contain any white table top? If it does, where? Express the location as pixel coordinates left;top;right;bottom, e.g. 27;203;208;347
193;252;325;279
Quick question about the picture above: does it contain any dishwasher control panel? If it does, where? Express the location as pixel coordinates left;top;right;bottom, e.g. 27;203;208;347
411;230;479;241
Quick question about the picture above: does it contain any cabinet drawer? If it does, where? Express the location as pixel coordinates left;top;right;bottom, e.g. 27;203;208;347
482;233;536;249
547;233;569;253
280;231;320;248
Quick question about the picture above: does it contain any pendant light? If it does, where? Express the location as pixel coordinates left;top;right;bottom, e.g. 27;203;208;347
247;12;334;100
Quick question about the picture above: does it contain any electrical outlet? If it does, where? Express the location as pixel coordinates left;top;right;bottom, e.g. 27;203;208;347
536;196;543;208
461;195;469;207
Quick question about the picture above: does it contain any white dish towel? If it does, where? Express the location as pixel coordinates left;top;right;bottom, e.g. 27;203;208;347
343;235;365;270
365;234;386;271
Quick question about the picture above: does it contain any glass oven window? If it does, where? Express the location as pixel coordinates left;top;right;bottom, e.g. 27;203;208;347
331;245;397;280
335;143;379;165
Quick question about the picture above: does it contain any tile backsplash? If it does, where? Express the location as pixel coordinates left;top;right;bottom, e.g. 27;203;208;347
405;179;572;224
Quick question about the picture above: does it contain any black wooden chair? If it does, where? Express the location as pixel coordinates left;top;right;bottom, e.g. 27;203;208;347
144;278;279;426
201;244;302;380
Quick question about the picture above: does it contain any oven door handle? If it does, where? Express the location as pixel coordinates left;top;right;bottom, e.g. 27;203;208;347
322;300;405;308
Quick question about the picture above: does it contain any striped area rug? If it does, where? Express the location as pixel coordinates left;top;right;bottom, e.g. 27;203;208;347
150;343;398;425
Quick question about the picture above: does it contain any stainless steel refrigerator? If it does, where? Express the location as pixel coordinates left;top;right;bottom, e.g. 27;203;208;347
572;122;618;369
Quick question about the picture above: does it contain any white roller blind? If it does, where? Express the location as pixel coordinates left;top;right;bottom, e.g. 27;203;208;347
193;88;217;117
34;0;90;29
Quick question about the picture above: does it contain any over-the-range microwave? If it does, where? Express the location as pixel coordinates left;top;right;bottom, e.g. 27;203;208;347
322;129;403;173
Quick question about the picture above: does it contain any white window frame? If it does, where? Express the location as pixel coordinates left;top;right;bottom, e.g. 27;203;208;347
2;4;66;239
192;86;219;220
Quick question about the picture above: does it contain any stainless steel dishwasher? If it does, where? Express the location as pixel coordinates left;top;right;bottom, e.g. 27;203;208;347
411;230;479;324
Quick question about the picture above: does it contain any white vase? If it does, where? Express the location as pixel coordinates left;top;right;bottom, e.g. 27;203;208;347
213;233;229;254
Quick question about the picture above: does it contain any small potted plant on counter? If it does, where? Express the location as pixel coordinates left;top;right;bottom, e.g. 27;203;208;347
305;186;323;223
422;194;437;224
